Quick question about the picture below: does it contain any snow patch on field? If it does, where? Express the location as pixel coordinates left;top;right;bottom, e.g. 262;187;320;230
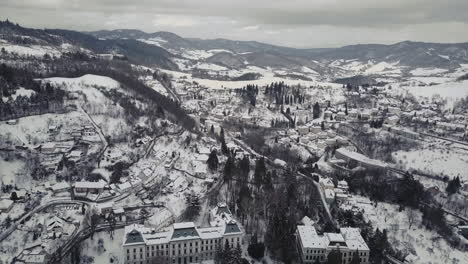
0;43;61;57
2;87;36;102
364;61;401;75
138;37;167;47
410;68;448;76
195;62;228;71
301;66;319;75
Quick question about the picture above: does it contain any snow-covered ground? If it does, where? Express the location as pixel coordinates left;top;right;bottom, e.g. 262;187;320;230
161;66;342;91
392;141;468;181
0;111;89;146
80;229;125;264
342;196;468;264
0;157;26;187
44;74;122;104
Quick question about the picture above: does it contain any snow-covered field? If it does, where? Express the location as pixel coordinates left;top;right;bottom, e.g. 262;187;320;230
44;74;122;104
410;68;449;76
404;80;468;100
161;66;342;91
342;196;468;264
392;141;468;181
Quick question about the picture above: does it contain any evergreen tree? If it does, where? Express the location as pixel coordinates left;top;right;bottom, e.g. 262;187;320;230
223;157;235;183
239;156;250;180
313;102;320;119
327;249;342;264
446;176;461;195
254;158;267;190
220;128;228;155
207;150;219;171
350;250;360;264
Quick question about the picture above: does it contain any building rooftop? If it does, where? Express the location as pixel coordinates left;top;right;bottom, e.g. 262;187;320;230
224;221;242;235
125;229;145;245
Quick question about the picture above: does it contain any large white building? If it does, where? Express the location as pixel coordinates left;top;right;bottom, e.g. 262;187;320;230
123;203;243;264
296;225;369;264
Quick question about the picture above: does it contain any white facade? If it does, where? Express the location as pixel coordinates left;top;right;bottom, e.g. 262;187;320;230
123;221;243;264
296;225;369;264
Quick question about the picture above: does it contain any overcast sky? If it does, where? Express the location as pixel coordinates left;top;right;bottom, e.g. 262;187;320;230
1;0;468;48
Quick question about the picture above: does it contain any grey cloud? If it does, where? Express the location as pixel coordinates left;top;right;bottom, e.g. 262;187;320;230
0;0;468;47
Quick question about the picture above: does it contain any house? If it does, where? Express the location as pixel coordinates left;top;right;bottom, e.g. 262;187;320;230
45;216;65;238
51;182;71;194
0;199;14;213
296;126;310;135
197;146;211;155
193;161;208;177
97;202;114;215
336;112;346;121
66;150;82;162
337;180;349;192
41;142;56;153
310;126;322;134
139;168;153;180
319;178;335;191
6;119;18;125
113;207;126;221
74;181;107;194
349;109;359;119
45;216;75;239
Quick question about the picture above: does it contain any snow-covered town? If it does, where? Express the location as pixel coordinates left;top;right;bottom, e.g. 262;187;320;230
1;3;468;264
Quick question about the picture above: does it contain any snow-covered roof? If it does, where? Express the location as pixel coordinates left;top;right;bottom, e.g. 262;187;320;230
297;225;369;252
297;225;325;249
20;254;46;264
340;228;369;251
301;216;315;226
51;182;71;191
118;182;132;190
74;180;106;189
174;222;196;229
326;232;345;243
0;199;14;210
